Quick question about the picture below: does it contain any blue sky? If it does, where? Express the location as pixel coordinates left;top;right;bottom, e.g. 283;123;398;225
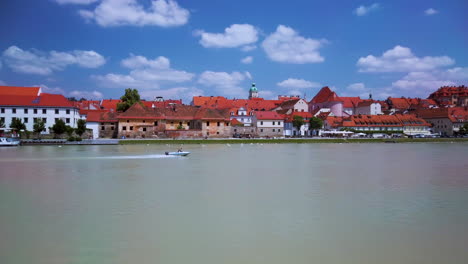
1;0;467;103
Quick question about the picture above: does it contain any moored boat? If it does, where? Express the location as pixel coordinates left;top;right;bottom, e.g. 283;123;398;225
0;137;21;146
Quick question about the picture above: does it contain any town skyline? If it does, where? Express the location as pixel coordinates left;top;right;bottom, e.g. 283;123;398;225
1;0;467;103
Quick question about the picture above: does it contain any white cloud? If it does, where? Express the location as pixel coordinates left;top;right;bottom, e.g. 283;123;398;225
262;25;327;64
445;67;468;79
94;54;194;89
55;0;98;4
354;3;380;16
78;0;189;27
2;46;106;75
140;86;204;103
259;90;276;100
357;45;454;72
425;8;439;15
241;56;253;64
69;90;104;99
195;24;258;48
36;84;66;95
241;45;257;52
346;82;367;92
198;71;251;98
277;78;321;89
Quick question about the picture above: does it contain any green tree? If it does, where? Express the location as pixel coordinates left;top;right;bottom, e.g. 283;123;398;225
33;119;46;139
9;118;26;131
117;88;141;112
459;123;468;135
51;119;67;138
75;119;87;137
65;125;74;137
292;116;305;136
309;116;324;136
0;119;5;129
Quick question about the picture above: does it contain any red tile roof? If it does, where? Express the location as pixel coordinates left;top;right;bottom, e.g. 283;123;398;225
0;93;75;108
310;87;340;104
87;111;118;122
255;111;284;120
0;86;41;96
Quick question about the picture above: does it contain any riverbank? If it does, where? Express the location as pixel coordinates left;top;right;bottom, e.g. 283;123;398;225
119;137;468;145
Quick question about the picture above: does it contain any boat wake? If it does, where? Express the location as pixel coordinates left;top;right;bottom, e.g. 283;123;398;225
99;154;173;160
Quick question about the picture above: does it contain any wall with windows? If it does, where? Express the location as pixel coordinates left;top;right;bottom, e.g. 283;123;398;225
255;119;284;137
0;106;79;133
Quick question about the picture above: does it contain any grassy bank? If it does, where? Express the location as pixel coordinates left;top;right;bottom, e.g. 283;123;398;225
119;138;468;145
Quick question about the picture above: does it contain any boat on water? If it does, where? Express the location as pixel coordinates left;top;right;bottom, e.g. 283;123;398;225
0;137;21;146
165;151;190;156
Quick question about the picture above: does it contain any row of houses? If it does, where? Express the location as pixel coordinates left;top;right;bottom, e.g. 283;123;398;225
1;85;467;138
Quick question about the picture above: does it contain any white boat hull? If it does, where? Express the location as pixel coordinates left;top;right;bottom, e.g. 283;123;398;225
165;151;190;156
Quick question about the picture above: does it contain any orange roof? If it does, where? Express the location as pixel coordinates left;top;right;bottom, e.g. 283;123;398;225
310;87;340;104
100;99;121;111
0;86;41;96
255;111;284;120
339;96;362;108
0;93;75;108
87;111;118;122
326;114;429;128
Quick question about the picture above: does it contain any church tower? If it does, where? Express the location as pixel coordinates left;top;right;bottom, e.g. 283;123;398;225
249;83;258;99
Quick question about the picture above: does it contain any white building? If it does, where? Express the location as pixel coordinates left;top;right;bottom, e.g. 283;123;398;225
0;86;79;134
355;100;382;115
253;111;284;137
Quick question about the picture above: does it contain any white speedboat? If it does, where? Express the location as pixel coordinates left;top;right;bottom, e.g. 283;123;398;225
0;137;21;146
165;151;190;156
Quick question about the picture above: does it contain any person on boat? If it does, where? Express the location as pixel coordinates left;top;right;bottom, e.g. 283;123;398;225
178;148;182;152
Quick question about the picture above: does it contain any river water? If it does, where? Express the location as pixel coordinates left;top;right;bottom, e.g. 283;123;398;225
1;143;467;264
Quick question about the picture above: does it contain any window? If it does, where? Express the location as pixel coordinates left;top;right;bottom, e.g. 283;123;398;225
278;122;281;125
127;120;130;123
123;126;127;130
130;126;134;130
101;126;105;130
42;109;46;114
12;108;16;114
42;118;47;123
272;129;275;132
225;122;229;126
207;121;210;126
260;129;263;132
216;132;219;134
273;121;275;125
55;109;59;114
154;121;158;126
143;127;146;132
179;122;182;126
24;109;28;114
34;109;38;114
24;118;28;123
111;127;114;130
260;121;263;125
66;118;70;123
66;109;70;115
217;122;220;127
0;117;4;123
278;129;281;132
234;129;237;132
1;108;4;113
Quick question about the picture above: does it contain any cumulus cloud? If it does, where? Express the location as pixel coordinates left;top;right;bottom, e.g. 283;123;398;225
354;3;380;16
357;45;454;72
195;24;258;48
241;45;257;52
392;67;468;93
424;8;438;15
78;0;189;27
69;90;104;99
346;82;367;92
2;46;106;75
241;56;253;64
94;54;194;89
36;84;66;95
277;78;321;89
55;0;98;4
140;86;204;103
262;25;327;64
198;71;252;98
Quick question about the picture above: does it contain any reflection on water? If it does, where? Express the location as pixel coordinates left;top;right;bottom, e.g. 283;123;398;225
1;143;467;264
